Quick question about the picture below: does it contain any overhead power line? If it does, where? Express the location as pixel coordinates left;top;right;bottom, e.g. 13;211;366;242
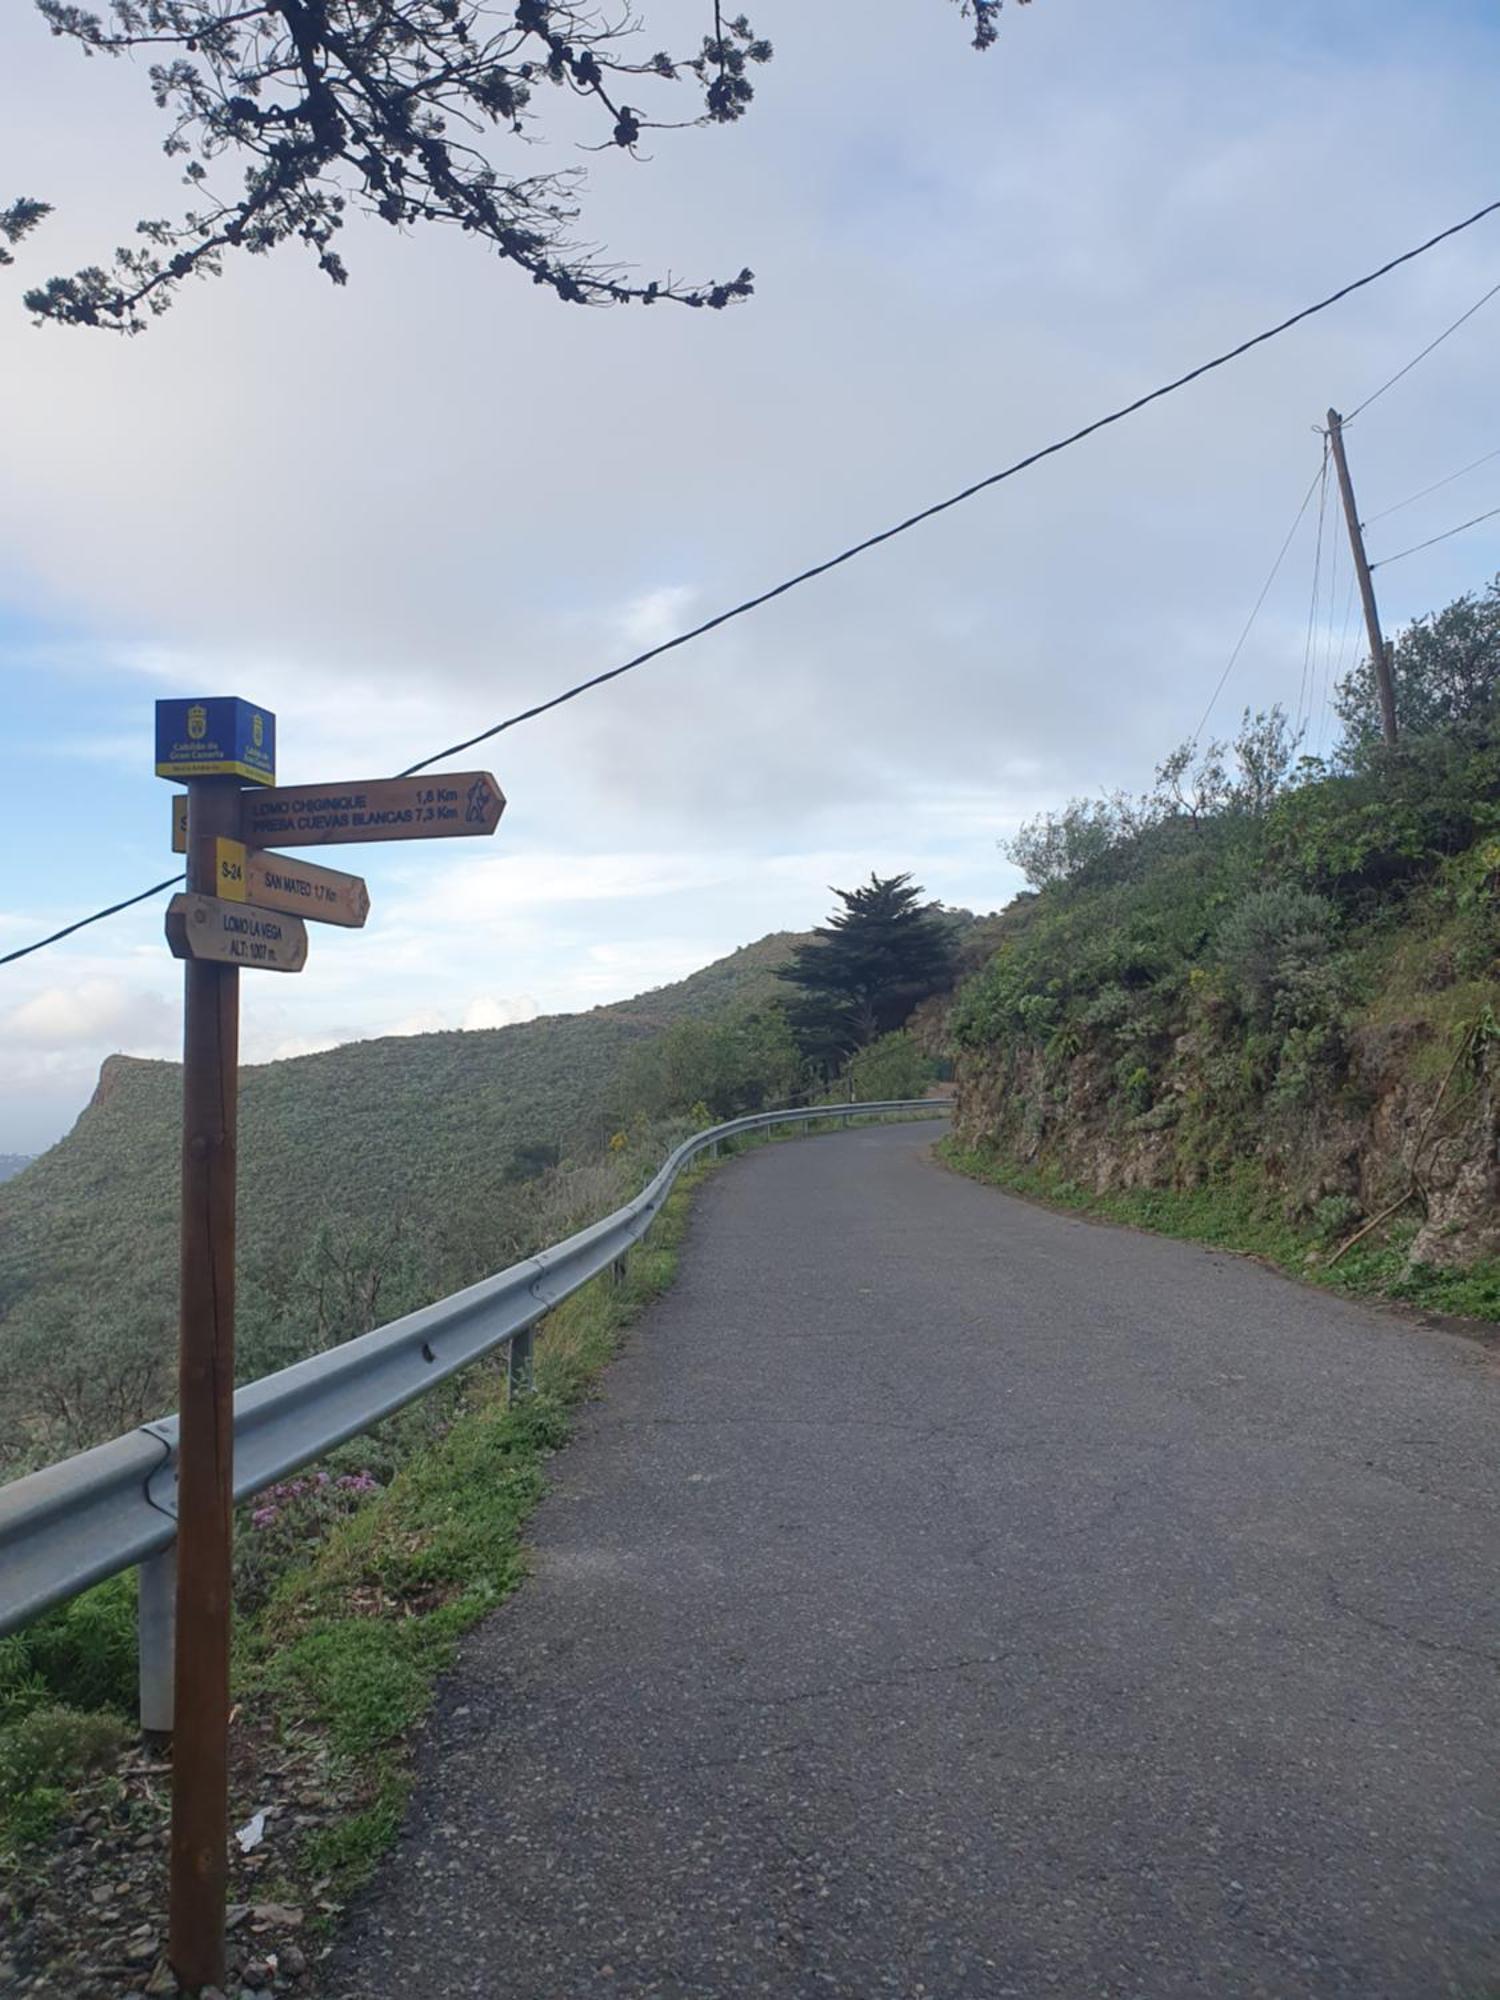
1344;274;1500;423
0;874;186;967
1363;443;1500;527
1296;445;1332;736
1195;454;1326;744
402;196;1500;778
1370;502;1500;571
7;193;1500;968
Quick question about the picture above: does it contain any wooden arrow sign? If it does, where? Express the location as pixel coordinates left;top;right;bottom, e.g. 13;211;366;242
165;892;309;972
214;839;370;928
243;772;504;849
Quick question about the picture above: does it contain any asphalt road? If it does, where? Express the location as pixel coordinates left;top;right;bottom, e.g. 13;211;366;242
329;1124;1499;1999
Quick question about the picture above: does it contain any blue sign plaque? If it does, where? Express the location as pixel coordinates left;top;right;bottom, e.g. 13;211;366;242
155;697;276;785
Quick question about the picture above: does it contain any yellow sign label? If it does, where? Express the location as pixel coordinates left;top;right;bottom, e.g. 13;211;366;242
215;838;248;901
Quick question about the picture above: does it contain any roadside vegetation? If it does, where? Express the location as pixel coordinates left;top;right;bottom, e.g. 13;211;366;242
945;575;1500;1320
0;893;962;1482
1;1107;944;1991
0;870;962;1988
0;940;797;1479
1;1166;701;1992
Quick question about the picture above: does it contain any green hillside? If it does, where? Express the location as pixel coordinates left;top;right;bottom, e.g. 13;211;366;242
947;703;1500;1318
0;933;798;1472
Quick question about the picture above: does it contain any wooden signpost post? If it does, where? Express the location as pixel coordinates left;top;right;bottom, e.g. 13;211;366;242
155;699;504;1992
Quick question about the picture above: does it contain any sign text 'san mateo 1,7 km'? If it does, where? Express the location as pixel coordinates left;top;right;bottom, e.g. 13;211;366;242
153;695;505;1993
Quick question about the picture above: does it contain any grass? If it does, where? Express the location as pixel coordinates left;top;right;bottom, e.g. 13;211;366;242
0;1704;131;1854
0;1114;929;1881
939;1140;1500;1328
233;1163;704;1898
0;1574;140;1856
0;1156;704;1898
0;934;802;1477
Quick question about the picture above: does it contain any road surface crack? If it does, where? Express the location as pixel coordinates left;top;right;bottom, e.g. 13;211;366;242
733;1652;1015;1711
1324;1579;1500;1670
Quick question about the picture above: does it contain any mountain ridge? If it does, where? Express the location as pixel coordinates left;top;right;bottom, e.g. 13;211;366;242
0;931;803;1470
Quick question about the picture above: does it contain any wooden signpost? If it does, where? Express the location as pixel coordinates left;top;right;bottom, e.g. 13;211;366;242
244;771;505;847
213;841;371;929
171;770;505;853
155;699;504;1992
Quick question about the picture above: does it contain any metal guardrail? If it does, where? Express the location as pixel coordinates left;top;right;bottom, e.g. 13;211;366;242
0;1099;950;1725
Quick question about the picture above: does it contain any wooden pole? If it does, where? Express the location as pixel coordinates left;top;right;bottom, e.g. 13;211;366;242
1326;407;1399;746
169;777;242;1992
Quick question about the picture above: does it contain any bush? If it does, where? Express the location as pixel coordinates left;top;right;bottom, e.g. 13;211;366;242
236;1468;385;1613
1335;574;1500;748
846;1031;937;1103
1216;886;1339;1027
0;1704;129;1853
614;1008;803;1124
1267;732;1500;903
1;1574;137;1719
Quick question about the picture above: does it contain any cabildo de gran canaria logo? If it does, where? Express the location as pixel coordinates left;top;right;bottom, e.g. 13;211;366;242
252;712;264;749
187;704;208;742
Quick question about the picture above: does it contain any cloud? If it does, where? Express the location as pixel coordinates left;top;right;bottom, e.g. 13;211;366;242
263;1032;349;1063
385;995;541;1036
1;980;174;1050
3;0;1498;1151
462;994;540;1031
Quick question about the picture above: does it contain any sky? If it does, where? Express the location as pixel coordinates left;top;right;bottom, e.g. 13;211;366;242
1;0;1498;1154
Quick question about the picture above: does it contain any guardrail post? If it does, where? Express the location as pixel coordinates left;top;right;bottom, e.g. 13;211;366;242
508;1328;534;1402
611;1253;629;1286
138;1544;176;1739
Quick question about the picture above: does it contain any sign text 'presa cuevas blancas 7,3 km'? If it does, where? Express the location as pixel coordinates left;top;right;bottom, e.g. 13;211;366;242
170;773;505;852
245;773;504;846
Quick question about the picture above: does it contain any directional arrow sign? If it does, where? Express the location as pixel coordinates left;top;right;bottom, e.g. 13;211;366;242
165;892;309;972
243;772;504;849
174;774;502;853
214;839;370;928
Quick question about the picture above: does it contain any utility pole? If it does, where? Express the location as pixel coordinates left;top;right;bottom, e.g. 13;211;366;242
168;772;243;1992
1326;407;1399;746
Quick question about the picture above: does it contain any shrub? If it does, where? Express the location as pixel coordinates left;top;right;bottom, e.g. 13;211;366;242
614;1008;803;1123
1267;732;1500;903
236;1468;385;1613
1335;574;1500;748
1217;886;1339;1027
1312;1193;1363;1244
846;1031;937;1103
0;1704;129;1853
2;1575;137;1718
